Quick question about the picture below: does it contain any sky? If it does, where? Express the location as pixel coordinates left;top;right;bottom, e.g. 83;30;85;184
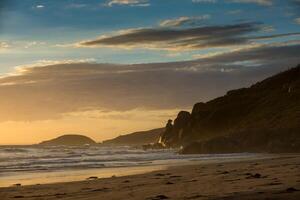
0;0;300;144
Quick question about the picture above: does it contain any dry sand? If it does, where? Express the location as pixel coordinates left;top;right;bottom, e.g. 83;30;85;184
1;154;300;200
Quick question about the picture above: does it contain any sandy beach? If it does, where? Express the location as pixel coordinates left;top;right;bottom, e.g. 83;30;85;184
1;154;299;200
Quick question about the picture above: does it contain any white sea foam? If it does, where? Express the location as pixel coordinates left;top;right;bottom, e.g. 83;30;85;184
0;146;271;187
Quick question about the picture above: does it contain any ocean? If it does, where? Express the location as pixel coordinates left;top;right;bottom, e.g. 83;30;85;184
0;145;268;187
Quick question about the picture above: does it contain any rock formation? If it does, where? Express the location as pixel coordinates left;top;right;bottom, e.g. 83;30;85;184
39;134;96;146
159;65;300;153
102;128;164;146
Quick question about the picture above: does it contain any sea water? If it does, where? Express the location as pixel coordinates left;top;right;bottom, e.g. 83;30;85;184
0;145;269;187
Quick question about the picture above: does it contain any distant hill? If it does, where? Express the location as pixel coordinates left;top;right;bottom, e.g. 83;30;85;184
102;128;164;146
159;65;300;153
39;134;96;146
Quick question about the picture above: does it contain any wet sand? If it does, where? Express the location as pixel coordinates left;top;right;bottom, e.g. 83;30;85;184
1;154;300;200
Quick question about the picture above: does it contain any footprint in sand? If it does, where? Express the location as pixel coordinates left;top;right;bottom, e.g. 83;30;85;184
86;176;98;180
285;187;300;193
245;173;263;179
147;194;169;200
165;181;174;185
13;196;24;198
169;175;182;178
92;187;110;192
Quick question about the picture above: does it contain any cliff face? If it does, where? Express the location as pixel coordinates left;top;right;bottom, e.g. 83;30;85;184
159;112;192;147
39;134;96;146
159;65;300;153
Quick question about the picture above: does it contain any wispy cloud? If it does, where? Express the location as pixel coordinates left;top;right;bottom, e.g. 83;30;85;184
192;0;217;3
0;41;9;49
0;40;48;51
77;22;261;51
105;0;149;7
159;15;211;27
74;22;300;51
12;59;97;73
192;0;273;5
227;9;243;15
260;25;275;32
251;32;300;40
23;41;47;49
65;3;87;9
0;41;10;53
228;0;273;6
35;5;45;9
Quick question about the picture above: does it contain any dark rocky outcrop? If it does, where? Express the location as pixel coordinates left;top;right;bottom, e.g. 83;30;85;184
102;128;164;146
159;65;300;153
39;134;96;146
159;111;192;147
142;142;165;150
181;129;300;154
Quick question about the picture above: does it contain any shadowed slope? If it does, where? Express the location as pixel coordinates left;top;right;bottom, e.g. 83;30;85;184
159;65;300;153
102;128;164;146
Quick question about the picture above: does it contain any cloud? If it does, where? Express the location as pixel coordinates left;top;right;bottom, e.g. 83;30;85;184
77;22;262;51
23;41;46;49
0;41;299;122
0;40;50;51
66;109;179;121
192;0;217;3
227;9;243;15
0;41;10;53
228;0;273;6
250;32;300;40
288;1;300;23
7;59;97;76
75;22;300;51
193;40;300;64
192;0;273;5
192;0;274;6
105;0;149;7
159;15;211;27
260;25;275;32
35;5;45;9
0;41;9;49
65;3;87;9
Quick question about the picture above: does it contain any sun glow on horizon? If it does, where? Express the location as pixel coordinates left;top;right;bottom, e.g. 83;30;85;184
0;109;180;145
0;0;300;144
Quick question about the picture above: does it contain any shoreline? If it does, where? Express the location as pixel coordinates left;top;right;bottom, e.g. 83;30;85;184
1;154;300;199
0;153;276;188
